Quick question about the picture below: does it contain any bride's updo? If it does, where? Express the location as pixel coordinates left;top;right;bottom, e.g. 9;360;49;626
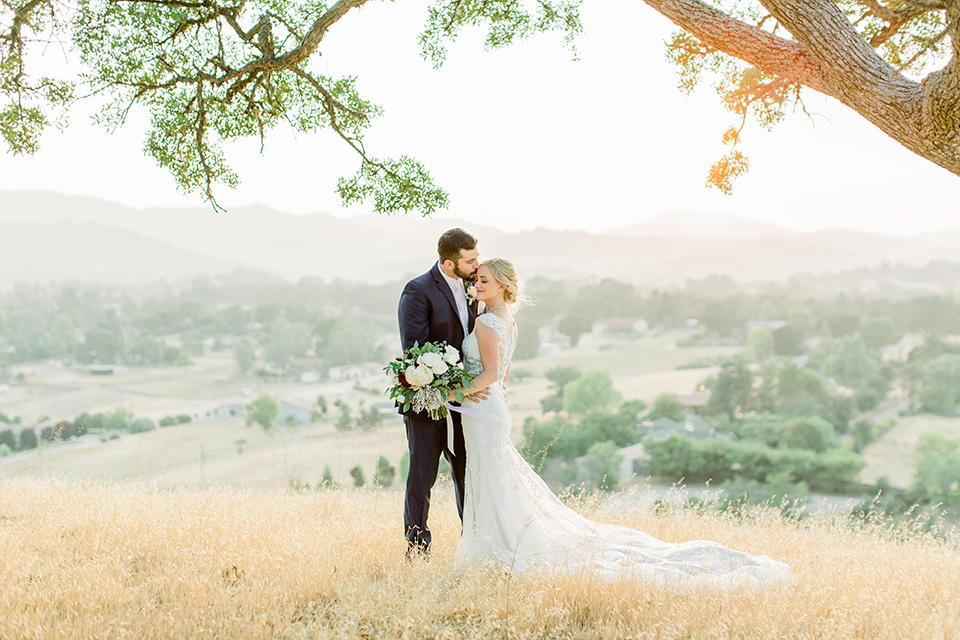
483;258;529;308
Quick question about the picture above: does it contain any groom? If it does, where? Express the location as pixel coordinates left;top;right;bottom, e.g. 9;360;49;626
397;228;482;556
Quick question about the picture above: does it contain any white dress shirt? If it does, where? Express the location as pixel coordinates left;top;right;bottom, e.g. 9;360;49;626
438;262;469;334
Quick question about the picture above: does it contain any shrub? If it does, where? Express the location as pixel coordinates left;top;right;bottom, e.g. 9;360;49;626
129;418;156;434
374;455;396;487
19;428;37;450
349;465;365;487
644;434;866;493
780;417;840;453
0;429;17;451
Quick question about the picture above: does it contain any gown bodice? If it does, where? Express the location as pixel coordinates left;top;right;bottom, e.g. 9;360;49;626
462;312;517;382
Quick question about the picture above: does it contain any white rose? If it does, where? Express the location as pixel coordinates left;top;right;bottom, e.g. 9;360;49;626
417;352;444;370
408;364;434;387
444;345;460;365
404;365;422;388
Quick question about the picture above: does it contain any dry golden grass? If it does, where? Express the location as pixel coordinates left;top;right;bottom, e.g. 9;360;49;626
1;479;958;640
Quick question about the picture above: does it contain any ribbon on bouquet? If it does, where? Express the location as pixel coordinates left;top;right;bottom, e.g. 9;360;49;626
443;401;498;456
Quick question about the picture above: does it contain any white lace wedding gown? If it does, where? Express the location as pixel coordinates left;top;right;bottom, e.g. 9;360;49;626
455;313;792;587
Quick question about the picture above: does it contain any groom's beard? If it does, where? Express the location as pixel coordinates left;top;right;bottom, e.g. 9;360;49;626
454;266;477;282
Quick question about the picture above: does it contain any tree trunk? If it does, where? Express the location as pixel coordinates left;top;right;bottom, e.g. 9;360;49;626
642;0;960;177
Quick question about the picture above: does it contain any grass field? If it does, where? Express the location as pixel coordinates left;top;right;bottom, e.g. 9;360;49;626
1;479;958;640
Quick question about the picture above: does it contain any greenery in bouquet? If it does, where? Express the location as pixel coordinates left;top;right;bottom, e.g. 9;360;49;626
385;342;473;420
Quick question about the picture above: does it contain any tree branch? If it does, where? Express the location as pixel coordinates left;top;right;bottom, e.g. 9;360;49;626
273;0;372;68
756;0;959;173
642;0;826;92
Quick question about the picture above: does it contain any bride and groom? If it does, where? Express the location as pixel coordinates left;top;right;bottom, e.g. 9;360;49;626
397;228;790;587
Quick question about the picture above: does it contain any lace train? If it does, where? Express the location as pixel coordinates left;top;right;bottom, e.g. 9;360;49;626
454;314;791;587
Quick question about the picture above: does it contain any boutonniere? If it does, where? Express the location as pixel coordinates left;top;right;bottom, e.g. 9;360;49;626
464;282;477;304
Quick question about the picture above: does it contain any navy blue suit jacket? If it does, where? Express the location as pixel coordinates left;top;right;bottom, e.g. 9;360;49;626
397;263;480;421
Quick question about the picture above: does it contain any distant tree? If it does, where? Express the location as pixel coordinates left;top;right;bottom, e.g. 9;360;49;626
857;318;903;351
853;385;883;413
772;325;805;356
129;418;156;434
56;420;78;440
699;300;744;336
753;362;780;414
0;429;17;451
540;366;581;413
778;363;830;417
40;425;58;443
705;357;755;418
617;399;648;425
582;441;624;492
176;414;192;424
513;314;542;361
361;405;381;431
521;415;568;470
918;355;960;416
322;317;386;366
824;334;880;389
910;433;960;506
899;297;960;335
747;328;775;362
264;317;312;366
558;313;593;347
51;312;75;355
851;419;876;453
644;393;686;422
563;370;622;416
158;416;178;427
319;465;338;490
374;455;396;487
574;410;641;451
780;417;840;453
399;451;410;482
103;408;134;432
19;428;37;450
349;465;366;488
246;394;280;431
0;443;11;457
335;403;355;431
316;394;328;414
80;324;124;364
234;340;256;374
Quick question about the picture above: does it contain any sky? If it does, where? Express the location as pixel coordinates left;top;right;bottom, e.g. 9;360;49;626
2;0;958;235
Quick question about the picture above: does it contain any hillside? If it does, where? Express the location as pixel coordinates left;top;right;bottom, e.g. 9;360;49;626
4;190;960;287
606;210;792;239
1;480;957;640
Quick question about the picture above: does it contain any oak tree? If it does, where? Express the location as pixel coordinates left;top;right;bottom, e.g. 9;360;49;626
3;0;957;208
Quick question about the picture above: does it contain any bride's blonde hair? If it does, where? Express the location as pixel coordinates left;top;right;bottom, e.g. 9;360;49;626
483;258;530;308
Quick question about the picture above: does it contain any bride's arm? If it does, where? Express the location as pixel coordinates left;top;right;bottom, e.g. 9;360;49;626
453;321;500;401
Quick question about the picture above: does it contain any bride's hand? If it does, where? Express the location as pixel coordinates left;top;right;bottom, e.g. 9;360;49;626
468;388;490;402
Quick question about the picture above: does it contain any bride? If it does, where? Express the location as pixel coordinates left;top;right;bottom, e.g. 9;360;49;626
450;258;791;587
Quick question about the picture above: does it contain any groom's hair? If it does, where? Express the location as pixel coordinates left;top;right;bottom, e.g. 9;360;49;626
438;228;477;265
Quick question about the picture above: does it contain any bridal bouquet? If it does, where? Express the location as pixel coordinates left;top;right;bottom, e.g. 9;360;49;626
385;341;473;420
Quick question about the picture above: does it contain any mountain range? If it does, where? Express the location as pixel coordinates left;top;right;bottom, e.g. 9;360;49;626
2;190;959;288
